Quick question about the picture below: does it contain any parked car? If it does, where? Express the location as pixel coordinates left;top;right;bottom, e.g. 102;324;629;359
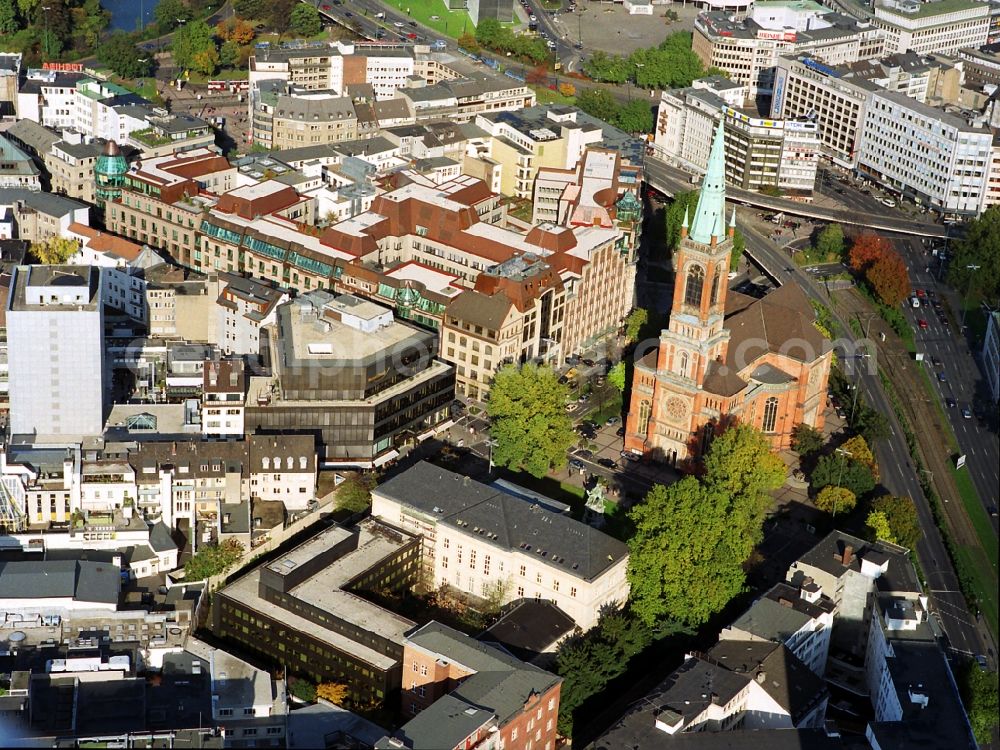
616;426;625;437
570;459;585;470
576;449;594;460
598;458;617;469
606;416;621;425
962;405;972;419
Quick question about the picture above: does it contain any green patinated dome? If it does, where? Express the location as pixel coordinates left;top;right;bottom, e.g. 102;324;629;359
397;283;421;310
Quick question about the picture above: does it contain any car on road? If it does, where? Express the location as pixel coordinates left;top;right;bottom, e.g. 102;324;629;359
931;356;942;367
394;21;404;26
406;32;417;39
344;11;352;16
976;655;989;669
606;416;620;425
409;20;417;26
962;405;972;419
565;403;579;412
570;459;585;470
620;451;640;462
529;13;537;20
946;397;956;408
598;458;617;469
915;288;925;298
321;3;331;8
573;42;583;49
881;197;896;207
988;506;998;517
936;372;947;382
918;319;928;330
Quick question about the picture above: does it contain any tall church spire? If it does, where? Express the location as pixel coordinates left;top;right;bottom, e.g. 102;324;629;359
689;119;727;246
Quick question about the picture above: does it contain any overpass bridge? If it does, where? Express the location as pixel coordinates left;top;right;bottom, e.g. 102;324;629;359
643;155;952;239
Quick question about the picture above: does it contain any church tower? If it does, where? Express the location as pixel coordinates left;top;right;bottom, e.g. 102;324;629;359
656;120;734;389
624;121;737;464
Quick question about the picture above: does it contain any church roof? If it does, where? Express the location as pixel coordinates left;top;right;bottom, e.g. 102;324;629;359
689;120;727;245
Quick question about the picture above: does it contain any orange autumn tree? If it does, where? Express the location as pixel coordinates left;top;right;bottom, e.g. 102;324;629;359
217;17;255;44
848;233;892;274
867;250;911;307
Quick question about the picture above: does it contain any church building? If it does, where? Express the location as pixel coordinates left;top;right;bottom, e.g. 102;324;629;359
624;122;832;466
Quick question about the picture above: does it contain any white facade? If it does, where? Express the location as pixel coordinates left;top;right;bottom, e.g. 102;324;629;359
6;266;107;439
857;90;993;215
16;70;79;131
654;88;722;173
371;488;629;631
772;55;875;166
73;79;152;144
872;0;990;55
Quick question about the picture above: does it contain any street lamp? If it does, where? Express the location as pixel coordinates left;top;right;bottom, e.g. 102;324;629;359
833;447;853;516
960;264;981;329
41;6;51;60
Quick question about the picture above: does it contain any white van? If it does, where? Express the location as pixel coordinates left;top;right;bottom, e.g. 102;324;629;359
375;11;385;18
911;296;920;308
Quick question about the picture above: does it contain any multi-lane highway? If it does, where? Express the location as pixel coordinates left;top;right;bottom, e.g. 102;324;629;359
897;236;1000;527
737;220;991;660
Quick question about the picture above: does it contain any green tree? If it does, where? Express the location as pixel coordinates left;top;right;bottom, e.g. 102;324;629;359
98;32;153;78
290;3;322;37
871;495;921;549
811;453;875;498
866;510;894;543
183;538;244;580
615;99;653;134
583;50;631;83
575;88;618;123
791;423;824;456
959;661;1000;745
487;363;576;478
947;205;1000;305
190;44;220;75
233;0;266;18
0;0;18;34
624;308;648;343
171;19;217;72
288;677;317;702
73;0;111;50
475;17;503;48
815;223;845;261
555;611;663;737
607;361;626;393
268;0;298;35
35;0;70;57
629;424;781;627
854;405;890;443
336;473;375;514
154;0;190;33
219;38;240;68
629;479;745;626
815;485;856;516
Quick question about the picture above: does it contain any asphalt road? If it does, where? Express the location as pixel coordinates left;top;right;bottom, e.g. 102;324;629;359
896;236;1000;528
736;218;991;661
643;156;950;239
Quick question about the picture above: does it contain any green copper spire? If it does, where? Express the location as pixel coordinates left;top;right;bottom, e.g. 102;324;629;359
689;119;727;246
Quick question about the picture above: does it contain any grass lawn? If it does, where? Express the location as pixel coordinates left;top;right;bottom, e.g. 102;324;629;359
950;466;999;570
531;85;575;105
184;67;250;85
387;0;474;38
116;76;160;101
955;544;999;641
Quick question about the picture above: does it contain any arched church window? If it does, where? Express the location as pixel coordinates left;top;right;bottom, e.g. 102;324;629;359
710;267;724;306
684;265;704;307
762;397;779;433
638;400;651;434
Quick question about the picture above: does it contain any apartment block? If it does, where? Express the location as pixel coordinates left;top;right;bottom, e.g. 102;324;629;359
372;462;630;630
856;89;993;215
397;77;535;123
872;0;989;55
202;358;246;439
378;621;561;750
15;69;87;131
984;311;1000;403
215;273;287;356
693;0;884;101
255;87;360;151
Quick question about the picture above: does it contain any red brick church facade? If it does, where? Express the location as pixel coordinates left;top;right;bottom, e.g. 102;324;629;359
624;122;832;466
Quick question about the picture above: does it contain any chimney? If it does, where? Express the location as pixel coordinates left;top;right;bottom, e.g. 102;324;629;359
842;544;854;566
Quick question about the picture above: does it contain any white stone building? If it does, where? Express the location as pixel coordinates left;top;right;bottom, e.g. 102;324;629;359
371;462;630;630
248;434;316;510
871;0;989;55
856;89;993;216
201;359;246;439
